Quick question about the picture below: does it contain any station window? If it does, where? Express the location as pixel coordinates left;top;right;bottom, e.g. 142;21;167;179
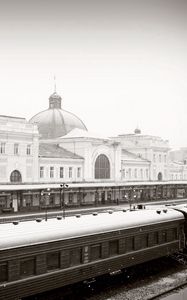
20;258;35;277
40;166;44;178
146;169;149;179
95;154;110;179
122;168;125;179
47;252;60;270
134;169;137;178
10;170;22;183
159;154;162;163
50;166;54;178
69;248;82;266
0;142;5;154
60;167;64;178
0;263;8;282
69;167;73;178
26;144;31;155
109;240;119;256
90;244;101;261
14;143;19;155
140;169;143;179
153;154;156;162
77;167;81;178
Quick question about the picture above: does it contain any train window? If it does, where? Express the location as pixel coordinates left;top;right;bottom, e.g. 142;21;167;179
161;231;167;243
135;234;148;250
125;236;134;252
0;263;8;282
119;238;126;254
148;232;159;246
82;246;89;264
90;244;101;261
109;240;119;256
20;258;35;277
70;248;82;266
47;252;60;270
166;228;177;242
60;250;70;269
141;234;148;248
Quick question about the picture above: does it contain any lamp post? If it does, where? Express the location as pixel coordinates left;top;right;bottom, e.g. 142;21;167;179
60;183;69;219
124;193;132;211
41;188;51;221
131;188;137;209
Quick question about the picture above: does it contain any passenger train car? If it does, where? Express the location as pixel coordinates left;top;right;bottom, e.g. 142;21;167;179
0;208;186;300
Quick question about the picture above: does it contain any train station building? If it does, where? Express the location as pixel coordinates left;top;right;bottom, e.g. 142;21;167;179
0;91;187;213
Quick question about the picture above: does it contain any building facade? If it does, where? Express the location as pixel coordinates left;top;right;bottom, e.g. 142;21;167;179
0;91;186;213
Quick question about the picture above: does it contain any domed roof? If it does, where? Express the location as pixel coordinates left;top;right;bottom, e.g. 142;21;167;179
29;92;87;139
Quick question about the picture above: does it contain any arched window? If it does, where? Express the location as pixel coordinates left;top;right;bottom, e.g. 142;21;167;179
95;154;110;179
158;172;163;181
10;170;22;183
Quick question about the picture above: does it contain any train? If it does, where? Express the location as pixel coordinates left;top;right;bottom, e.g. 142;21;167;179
1;205;187;300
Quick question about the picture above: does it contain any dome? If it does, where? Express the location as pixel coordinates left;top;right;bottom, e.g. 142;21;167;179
29;92;87;139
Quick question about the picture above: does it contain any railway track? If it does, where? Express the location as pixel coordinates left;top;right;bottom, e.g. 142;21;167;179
147;282;187;300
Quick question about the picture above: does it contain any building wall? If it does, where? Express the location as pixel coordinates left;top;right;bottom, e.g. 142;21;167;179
112;133;170;181
121;161;150;181
59;139;122;182
0;116;39;183
1;115;187;185
38;158;84;183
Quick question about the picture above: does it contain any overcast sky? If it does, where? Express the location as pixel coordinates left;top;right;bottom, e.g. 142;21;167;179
0;0;186;148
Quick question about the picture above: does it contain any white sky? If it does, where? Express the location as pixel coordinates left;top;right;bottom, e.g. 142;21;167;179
0;0;186;148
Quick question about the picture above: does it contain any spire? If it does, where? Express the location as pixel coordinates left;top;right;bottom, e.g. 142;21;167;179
54;75;57;93
49;76;62;109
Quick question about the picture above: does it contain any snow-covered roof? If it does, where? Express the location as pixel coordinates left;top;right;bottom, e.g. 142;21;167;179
0;209;183;250
121;149;150;163
59;128;110;141
39;143;83;159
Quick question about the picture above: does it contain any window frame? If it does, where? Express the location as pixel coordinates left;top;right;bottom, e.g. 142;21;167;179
60;166;64;179
14;143;19;155
95;154;110;179
50;166;54;178
0;142;5;154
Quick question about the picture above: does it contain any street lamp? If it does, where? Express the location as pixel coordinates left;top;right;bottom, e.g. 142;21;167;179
41;188;51;221
124;193;132;211
132;188;137;209
60;183;69;219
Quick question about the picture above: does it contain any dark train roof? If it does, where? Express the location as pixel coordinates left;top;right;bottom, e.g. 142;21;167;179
0;209;184;251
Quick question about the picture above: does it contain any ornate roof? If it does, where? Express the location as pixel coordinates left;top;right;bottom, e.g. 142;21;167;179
29;92;87;139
